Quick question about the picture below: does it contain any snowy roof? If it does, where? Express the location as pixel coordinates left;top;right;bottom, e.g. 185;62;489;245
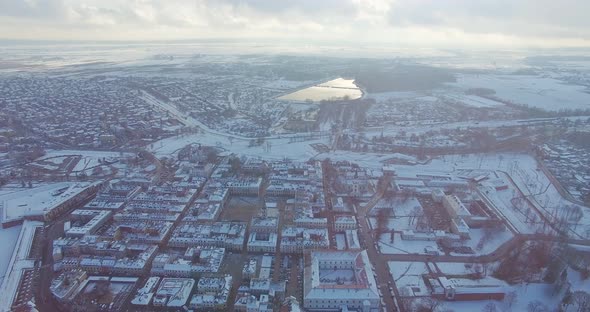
155;278;195;307
0;221;43;311
304;250;379;301
131;277;160;306
1;182;101;223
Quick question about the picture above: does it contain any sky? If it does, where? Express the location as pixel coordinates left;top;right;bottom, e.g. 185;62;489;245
1;0;590;49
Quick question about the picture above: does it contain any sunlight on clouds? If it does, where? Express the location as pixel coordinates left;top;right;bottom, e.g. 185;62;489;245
0;0;589;48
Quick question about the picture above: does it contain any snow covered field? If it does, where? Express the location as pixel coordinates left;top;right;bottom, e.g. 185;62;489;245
365;72;590;113
38;150;130;172
451;74;590;111
150;132;327;161
365;91;431;102
262;79;312;91
443;93;505;108
314;151;414;169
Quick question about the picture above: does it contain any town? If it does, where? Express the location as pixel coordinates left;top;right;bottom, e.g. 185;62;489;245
0;49;589;312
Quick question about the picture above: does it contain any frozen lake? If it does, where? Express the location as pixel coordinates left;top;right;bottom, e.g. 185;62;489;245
278;78;363;102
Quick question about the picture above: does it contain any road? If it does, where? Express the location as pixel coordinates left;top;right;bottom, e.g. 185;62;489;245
354;175;401;312
140;90;328;143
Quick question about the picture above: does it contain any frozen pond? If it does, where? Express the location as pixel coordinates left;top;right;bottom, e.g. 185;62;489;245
278;78;362;102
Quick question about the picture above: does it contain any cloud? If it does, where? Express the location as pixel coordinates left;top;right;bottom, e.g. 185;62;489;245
0;0;67;19
387;0;590;40
0;0;589;48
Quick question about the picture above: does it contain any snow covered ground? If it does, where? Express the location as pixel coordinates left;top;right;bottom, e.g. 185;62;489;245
432;261;495;276
368;197;425;232
360;116;590;139
262;79;313;91
462;228;513;255
443;280;585;312
37;150;130;173
369;217;418;232
390;153;590;239
443;93;505;108
150;132;326;161
314;151;413;169
149;126;590;241
41;150;129;160
378;233;437;255
372;197;424;216
370;218;513;255
365;91;429;102
388;261;431;296
151;129;589;240
450;74;590;111
391;258;590;312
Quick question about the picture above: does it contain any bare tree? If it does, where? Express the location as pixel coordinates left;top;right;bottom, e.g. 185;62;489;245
561;290;573;312
504;291;518;309
398;296;414;312
572;291;590;312
416;297;443;312
481;302;497;312
527;300;547;312
376;208;391;237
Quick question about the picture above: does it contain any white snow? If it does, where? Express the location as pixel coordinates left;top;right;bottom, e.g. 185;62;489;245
378;233;434;255
0;182;100;222
387;261;430;297
150;132;326;161
0;225;22;285
387;153;590;238
0;221;42;311
278;78;362;102
450;74;590;112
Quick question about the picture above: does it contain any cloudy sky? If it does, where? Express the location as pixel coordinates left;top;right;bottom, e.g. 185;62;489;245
1;0;589;49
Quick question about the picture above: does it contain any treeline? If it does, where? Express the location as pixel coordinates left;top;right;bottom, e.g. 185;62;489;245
476;93;590;118
354;64;456;92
